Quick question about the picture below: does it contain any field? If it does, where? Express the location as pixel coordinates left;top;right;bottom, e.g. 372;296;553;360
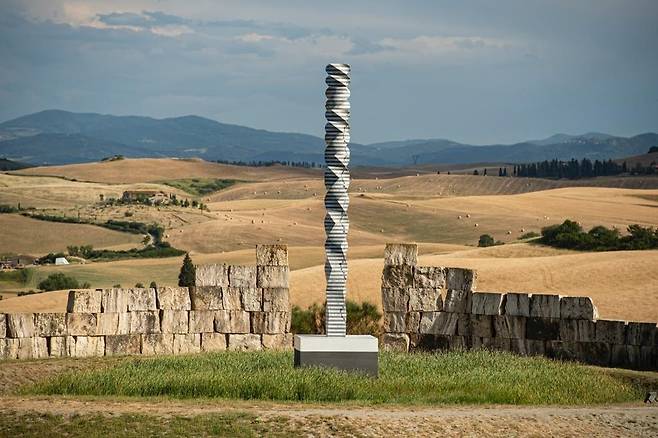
2;158;658;322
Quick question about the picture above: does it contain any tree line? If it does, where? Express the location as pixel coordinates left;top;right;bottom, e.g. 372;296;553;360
512;158;656;179
216;159;322;168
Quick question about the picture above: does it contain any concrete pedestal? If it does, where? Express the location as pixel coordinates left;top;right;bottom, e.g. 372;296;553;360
293;334;379;377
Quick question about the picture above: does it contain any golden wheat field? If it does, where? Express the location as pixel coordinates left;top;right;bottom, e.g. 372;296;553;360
2;158;658;322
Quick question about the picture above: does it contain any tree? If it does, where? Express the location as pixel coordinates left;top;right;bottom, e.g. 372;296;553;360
649;146;658;153
478;234;495;247
149;281;157;289
37;273;80;291
178;253;196;287
473;169;479;176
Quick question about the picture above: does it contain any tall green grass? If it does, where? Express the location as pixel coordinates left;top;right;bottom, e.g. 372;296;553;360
29;351;650;405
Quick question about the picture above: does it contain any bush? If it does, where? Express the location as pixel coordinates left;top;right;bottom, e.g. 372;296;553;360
540;220;658;251
37;273;80;291
0;204;18;214
520;231;540;240
478;234;495;247
291;301;381;336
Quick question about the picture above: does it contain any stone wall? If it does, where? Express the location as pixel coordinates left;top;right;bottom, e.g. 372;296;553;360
380;243;658;371
0;245;291;360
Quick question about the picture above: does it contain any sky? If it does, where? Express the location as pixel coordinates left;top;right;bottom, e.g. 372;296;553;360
1;0;657;145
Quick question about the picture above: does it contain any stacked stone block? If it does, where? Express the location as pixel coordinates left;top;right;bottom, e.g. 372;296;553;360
0;245;292;361
380;243;658;371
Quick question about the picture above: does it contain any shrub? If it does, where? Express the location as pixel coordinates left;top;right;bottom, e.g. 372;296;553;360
540;220;658;251
291;301;381;336
37;273;80;291
520;231;540;239
149;281;157;289
135;282;144;288
478;234;495;247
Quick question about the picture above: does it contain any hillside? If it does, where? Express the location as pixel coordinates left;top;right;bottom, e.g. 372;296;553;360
0;158;31;171
1;110;657;166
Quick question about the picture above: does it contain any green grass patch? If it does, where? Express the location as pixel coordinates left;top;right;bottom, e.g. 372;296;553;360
28;351;651;405
0;411;300;438
163;178;240;196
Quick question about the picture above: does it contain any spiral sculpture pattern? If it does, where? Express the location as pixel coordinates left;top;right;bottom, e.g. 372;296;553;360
324;63;350;336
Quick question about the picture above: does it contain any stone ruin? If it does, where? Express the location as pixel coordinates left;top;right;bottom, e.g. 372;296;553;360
379;243;658;371
0;245;291;360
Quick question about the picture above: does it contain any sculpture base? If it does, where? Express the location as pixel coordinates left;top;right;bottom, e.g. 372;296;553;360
293;334;379;377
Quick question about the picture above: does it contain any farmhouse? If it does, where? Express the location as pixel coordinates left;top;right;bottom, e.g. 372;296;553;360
121;190;169;204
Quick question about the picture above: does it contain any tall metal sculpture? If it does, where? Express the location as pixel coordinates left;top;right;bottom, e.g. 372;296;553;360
293;64;378;377
324;63;351;336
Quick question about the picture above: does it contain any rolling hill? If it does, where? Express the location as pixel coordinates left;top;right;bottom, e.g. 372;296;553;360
0;158;31;171
1;109;656;166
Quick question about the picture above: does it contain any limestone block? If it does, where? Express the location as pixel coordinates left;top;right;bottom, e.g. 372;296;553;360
529;294;560;318
384;243;418;266
559;319;596;342
626;322;656;346
381;288;409;312
409;334;450;351
546;341;579;362
493;316;526;339
117;313;131;335
560;296;598;320
201;332;227;352
471;293;505;316
229;265;257;288
96;313;120;336
156;287;191;310
420;312;458;336
262;288;290;312
526;317;560;341
577;342;612;367
195;264;229;287
409;288;443;312
101;288;128;313
228;333;262;351
34;313;67;337
257;266;289;288
611;344;641;369
189;287;223;310
69;336;104;358
510;339;529;355
595;320;626;344
222;287;243;310
2;339;19;360
173;333;201;354
142;334;174;355
256;244;288;266
250;312;290;334
127;288;157;311
189;310;214;333
262;333;293;350
445;268;477;291
448;335;468;351
639;346;656;371
381;265;414;289
443;289;472;313
413;267;445;289
477;337;510;352
66;313;97;336
470;315;493;338
241;288;263;311
105;335;141;356
457;313;471;336
7;313;35;338
526;339;546;356
17;337;48;360
49;337;67;358
214;310;250;333
405;311;421;333
504;293;530;317
66;289;102;313
383;312;406;333
381;333;410;352
160;310;189;334
129;311;160;334
0;314;6;338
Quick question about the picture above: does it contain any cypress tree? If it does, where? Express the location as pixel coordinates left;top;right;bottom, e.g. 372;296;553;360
178;253;196;287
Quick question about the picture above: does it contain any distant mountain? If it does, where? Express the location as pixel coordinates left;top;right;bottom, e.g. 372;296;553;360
0;109;656;166
0;157;31;171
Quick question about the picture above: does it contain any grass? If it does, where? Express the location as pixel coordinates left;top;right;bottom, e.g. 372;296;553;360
0;411;305;438
28;350;652;405
163;178;240;196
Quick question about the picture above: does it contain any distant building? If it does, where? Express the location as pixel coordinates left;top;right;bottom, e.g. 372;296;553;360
121;190;168;204
55;257;69;265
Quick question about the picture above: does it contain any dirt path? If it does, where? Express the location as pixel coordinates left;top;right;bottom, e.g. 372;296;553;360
2;396;657;437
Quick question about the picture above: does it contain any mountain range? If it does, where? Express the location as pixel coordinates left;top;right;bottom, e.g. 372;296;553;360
1;110;656;166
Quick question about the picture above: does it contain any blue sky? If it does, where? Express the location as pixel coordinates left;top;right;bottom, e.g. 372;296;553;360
1;0;657;144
